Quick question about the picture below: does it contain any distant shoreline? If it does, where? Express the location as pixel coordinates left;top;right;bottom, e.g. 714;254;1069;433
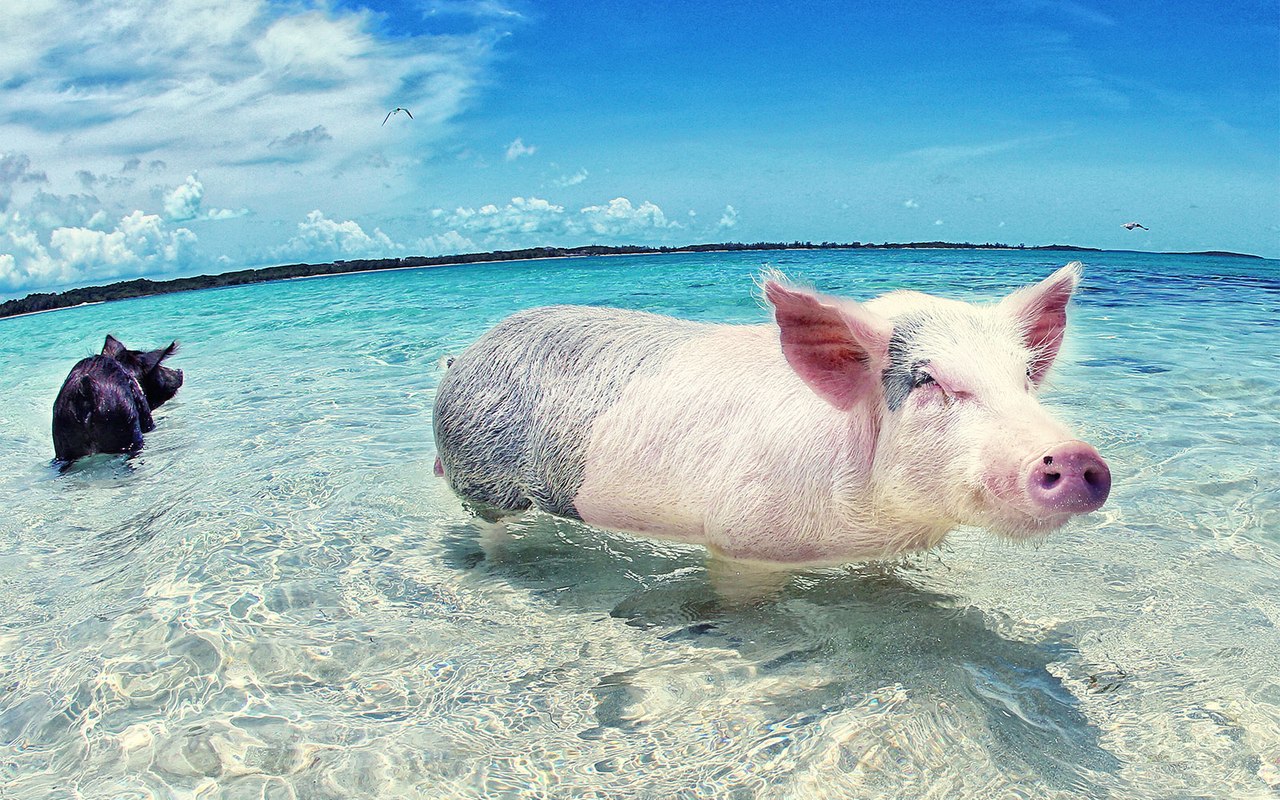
0;240;1264;320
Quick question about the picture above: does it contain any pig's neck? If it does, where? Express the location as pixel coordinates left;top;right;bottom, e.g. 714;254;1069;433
820;402;956;560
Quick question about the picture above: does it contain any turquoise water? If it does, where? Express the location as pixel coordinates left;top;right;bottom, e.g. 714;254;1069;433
0;249;1277;798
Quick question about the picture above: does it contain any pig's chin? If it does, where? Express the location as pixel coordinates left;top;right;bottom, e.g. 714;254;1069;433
963;480;1077;540
979;509;1075;541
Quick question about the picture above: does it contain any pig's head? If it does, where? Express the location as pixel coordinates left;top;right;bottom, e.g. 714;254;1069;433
765;262;1110;541
102;335;184;409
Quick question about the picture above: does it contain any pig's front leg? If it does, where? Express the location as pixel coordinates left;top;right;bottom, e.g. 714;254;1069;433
705;547;795;606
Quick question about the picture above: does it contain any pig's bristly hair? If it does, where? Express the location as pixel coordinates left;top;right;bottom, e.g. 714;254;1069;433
432;262;1095;566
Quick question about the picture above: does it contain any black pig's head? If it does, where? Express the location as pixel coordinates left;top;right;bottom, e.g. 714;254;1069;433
102;335;184;408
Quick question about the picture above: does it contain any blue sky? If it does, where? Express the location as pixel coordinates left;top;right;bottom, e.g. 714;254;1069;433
1;0;1276;296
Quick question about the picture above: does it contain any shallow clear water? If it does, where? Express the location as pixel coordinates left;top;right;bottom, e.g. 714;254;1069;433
0;249;1278;799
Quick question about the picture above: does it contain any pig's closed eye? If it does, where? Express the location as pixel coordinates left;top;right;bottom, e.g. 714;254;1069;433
911;371;935;389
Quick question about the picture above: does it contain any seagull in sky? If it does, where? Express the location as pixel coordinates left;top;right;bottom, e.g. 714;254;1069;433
1123;221;1148;231
382;107;413;126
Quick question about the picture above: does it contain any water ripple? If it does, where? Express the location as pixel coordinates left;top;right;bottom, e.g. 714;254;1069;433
0;250;1277;798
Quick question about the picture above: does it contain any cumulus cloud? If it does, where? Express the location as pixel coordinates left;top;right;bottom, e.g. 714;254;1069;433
718;205;738;229
163;174;248;222
579;197;677;237
413;229;476;256
276;210;400;261
903;198;919;208
505;138;537;161
445;196;567;236
0;209;197;293
164;175;204;222
422;195;680;250
53;211;196;273
0;152;208;294
0;0;516;290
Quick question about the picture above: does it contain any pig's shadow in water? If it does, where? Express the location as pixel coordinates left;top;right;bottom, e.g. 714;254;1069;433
439;514;1120;793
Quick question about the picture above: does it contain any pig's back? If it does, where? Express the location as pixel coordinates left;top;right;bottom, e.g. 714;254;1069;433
52;356;150;461
433;305;709;518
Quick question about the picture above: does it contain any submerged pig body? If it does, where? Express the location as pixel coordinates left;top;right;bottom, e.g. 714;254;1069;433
433;262;1110;564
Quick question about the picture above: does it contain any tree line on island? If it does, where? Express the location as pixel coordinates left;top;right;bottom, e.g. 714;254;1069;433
0;240;1259;319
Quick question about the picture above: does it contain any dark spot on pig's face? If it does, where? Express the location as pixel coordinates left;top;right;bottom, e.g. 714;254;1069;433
882;318;925;412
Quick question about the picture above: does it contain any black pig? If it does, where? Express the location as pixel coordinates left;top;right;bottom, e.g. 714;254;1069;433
52;335;183;464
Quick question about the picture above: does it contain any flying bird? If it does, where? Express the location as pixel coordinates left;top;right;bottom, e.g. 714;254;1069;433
382;107;413;126
1123;222;1148;231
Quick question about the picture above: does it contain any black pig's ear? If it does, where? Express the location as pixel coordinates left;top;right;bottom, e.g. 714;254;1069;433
102;335;127;358
137;342;178;373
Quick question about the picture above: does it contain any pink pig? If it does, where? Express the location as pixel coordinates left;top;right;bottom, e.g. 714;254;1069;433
433;261;1110;565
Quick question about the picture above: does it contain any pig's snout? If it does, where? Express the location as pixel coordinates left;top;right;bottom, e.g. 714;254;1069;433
1025;441;1111;515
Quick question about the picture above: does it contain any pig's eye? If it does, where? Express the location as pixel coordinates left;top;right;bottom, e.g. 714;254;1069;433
911;371;935;389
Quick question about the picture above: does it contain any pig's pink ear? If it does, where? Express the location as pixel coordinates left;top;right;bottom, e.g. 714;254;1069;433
102;335;126;359
1000;261;1082;384
765;280;890;410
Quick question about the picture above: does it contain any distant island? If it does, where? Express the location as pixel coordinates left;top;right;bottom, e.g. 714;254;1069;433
0;240;1264;320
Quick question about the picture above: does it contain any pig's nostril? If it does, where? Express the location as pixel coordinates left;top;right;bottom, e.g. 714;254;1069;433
1025;442;1111;514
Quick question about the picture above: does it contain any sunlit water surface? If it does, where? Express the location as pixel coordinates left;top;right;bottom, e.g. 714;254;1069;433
1;249;1278;799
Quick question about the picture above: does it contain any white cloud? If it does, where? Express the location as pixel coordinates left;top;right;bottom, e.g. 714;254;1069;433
505;138;537;161
903;198;919;208
0;208;197;293
934;219;944;226
164;174;204;221
552;168;588;187
204;207;250;221
718;205;738;229
253;11;369;82
53;211;196;272
424;195;680;248
276;210;399;261
0;0;515;289
0;0;61;78
444;196;567;236
579;197;677;237
0;153;208;293
413;229;476;256
164;174;249;222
